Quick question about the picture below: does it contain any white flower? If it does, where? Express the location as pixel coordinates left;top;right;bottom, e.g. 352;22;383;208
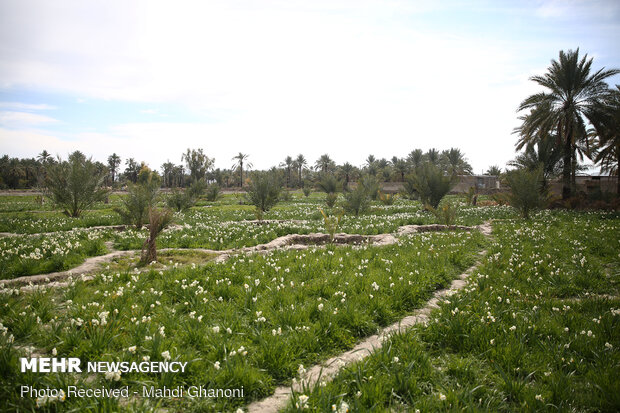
161;351;171;361
535;394;543;401
605;342;613;349
298;364;306;377
490;339;495;345
296;394;309;409
214;361;220;370
392;357;399;363
51;347;57;356
213;326;220;333
318;303;324;311
438;393;447;401
509;325;516;331
127;346;137;353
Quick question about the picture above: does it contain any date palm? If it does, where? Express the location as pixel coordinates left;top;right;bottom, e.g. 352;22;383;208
516;48;619;199
232;152;252;187
591;85;620;193
280;155;294;187
315;154;335;174
107;153;121;184
295;154;307;185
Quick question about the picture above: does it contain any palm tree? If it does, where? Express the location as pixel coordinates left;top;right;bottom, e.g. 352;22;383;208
280;155;294;187
37;150;52;164
591;85;620;193
314;154;335;174
338;162;355;189
516;48;619;199
107;153;121;185
486;165;502;176
160;161;175;188
442;148;473;177
232;152;252;187
295;154;307;185
407;149;424;170
509;136;563;188
426;148;439;165
391;157;408;181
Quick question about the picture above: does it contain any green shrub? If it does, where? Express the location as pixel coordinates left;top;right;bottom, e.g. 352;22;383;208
205;183;221;202
402;173;418;200
317;174;342;195
320;208;343;243
378;191;396;205
505;167;550;219
44;151;109;217
166;187;193;212
245;171;282;219
359;175;380;200
429;202;457;225
325;192;338;208
140;207;174;265
411;164;454;209
279;189;292;202
115;168;160;228
302;186;312;197
343;185;370;215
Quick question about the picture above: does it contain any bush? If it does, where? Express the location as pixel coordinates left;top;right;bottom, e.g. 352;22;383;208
410;164;454;209
465;186;478;206
187;178;207;200
402;174;418;200
317;174;342;195
320;208;343;243
115;169;160;228
166;187;194;212
343;185;370;215
245;171;282;219
279;189;292;202
44;151;109;217
325;192;338;208
302;185;312;197
429;202;458;225
504;167;550;219
378;191;396;205
205;184;221;202
359;175;380;200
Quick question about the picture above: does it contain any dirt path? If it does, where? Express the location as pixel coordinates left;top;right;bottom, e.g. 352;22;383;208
247;221;493;413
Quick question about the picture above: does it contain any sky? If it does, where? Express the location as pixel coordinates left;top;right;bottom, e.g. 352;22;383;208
0;0;619;174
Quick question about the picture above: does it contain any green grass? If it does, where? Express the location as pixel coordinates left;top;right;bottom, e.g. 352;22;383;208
284;212;620;412
0;230;483;411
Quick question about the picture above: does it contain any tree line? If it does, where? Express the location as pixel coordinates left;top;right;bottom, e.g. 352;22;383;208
0;147;476;190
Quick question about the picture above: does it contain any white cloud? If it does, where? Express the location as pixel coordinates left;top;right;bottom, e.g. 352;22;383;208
0;111;58;128
0;0;618;172
0;102;56;111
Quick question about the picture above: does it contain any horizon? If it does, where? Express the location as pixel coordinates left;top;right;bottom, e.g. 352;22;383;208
1;0;619;174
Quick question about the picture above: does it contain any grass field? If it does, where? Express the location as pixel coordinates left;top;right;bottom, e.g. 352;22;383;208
0;192;618;412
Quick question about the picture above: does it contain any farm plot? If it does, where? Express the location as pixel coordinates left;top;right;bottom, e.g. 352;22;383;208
284;211;620;412
0;229;485;412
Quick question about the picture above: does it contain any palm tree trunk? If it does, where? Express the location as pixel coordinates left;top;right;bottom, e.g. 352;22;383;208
562;137;572;200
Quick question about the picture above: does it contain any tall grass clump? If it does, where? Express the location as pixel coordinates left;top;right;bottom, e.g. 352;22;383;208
317;174;342;208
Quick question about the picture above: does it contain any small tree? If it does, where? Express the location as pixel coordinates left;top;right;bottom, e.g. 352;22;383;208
205;183;221;202
359;174;380;200
411;164;454;209
115;167;160;228
505;167;549;219
343;184;370;215
44;151;109;217
378;191;396;205
320;208;343;243
402;173;418;200
245;171;282;220
140;207;173;265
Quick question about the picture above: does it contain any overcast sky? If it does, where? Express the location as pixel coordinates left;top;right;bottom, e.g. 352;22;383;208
1;0;619;173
